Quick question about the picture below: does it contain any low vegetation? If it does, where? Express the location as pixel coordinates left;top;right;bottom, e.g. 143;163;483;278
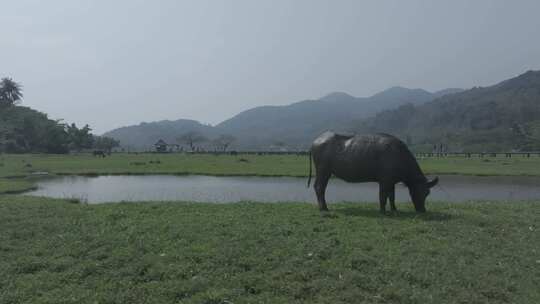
0;178;35;194
415;155;540;176
0;196;538;303
2;153;540;179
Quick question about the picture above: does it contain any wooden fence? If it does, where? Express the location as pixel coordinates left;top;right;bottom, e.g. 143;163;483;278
125;150;540;158
414;152;540;158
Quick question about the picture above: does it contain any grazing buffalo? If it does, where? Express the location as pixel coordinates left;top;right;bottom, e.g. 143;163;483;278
93;150;106;158
308;132;438;213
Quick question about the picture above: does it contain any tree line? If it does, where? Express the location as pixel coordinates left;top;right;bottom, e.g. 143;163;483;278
0;78;119;153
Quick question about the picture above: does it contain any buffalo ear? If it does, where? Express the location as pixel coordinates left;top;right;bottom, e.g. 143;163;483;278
426;177;439;188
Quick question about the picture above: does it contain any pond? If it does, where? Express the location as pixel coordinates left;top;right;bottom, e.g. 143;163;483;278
24;174;540;204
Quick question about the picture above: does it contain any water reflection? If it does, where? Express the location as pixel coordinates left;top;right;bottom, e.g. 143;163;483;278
25;174;540;204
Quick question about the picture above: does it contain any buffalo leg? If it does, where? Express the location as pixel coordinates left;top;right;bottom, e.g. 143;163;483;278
389;184;396;212
314;170;331;211
378;183;389;214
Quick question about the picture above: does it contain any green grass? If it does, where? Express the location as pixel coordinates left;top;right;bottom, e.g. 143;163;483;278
2;154;538;302
2;153;540;178
417;156;540;176
0;153;308;177
0;195;538;303
0;178;36;194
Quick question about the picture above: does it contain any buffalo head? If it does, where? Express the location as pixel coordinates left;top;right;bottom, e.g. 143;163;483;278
408;177;439;212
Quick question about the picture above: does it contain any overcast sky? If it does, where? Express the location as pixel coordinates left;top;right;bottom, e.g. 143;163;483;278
2;0;540;134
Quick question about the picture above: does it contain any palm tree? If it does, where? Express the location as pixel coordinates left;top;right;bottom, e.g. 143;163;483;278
0;78;23;106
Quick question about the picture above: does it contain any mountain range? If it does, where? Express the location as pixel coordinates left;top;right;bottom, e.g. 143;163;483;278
104;70;540;152
356;70;540;152
104;87;462;150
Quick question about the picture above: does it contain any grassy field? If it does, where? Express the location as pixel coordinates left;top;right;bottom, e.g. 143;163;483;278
0;153;308;178
2;153;540;194
1;154;539;302
0;195;538;303
0;178;36;194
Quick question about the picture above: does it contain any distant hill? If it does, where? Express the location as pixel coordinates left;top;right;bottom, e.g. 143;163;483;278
216;87;445;149
104;86;455;150
104;119;215;150
355;70;540;152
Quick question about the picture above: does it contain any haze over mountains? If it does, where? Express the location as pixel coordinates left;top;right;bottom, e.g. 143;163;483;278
357;70;540;152
104;86;463;150
104;70;540;152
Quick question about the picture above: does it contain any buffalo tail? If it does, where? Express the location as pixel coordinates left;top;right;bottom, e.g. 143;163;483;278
307;150;312;188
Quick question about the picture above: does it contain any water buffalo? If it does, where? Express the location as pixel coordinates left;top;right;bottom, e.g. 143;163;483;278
93;150;106;158
307;132;438;213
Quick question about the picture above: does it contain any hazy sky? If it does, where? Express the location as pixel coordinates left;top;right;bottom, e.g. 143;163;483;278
2;0;540;134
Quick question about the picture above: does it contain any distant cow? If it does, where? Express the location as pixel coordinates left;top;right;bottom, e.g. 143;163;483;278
93;150;106;158
308;132;438;213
